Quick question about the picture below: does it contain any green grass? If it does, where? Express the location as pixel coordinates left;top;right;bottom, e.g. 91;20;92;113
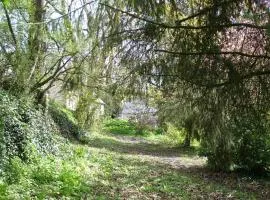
0;132;269;199
103;119;200;147
103;118;157;136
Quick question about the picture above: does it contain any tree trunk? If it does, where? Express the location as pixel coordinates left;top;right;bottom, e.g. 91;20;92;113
28;0;45;85
183;132;191;147
183;117;193;147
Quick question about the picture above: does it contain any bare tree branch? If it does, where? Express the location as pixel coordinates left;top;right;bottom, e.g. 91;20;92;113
31;56;73;91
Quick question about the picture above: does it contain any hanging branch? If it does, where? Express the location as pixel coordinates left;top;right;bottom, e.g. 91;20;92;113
154;49;270;59
26;0;96;25
99;2;267;30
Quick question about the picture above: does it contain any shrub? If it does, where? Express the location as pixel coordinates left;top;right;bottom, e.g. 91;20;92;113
0;90;57;168
3;157;27;184
103;119;137;135
200;111;270;173
163;123;185;146
2;150;91;198
48;101;84;141
232;113;270;173
103;118;159;136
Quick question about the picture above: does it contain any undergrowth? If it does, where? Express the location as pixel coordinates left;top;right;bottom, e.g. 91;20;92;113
0;146;91;199
0;134;268;199
102;118;156;136
0;90;57;165
0;93;268;199
103;119;199;147
48;100;85;141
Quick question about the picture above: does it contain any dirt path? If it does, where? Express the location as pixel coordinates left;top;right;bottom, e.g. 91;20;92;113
86;133;270;199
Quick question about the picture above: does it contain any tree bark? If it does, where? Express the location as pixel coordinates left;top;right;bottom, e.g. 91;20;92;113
28;0;45;83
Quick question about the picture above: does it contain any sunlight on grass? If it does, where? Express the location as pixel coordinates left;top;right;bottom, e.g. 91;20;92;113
103;118;153;136
0;131;268;199
103;119;201;149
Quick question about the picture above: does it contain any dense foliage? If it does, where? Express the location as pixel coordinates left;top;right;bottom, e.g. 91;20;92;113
49;101;81;140
99;0;270;172
0;0;269;176
0;91;57;166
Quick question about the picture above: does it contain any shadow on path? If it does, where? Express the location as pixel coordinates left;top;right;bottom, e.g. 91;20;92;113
86;134;270;199
87;135;199;158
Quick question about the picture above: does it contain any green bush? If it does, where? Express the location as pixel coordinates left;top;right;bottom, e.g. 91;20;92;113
103;119;137;135
1;150;91;199
200;112;270;174
103;118;158;136
3;157;27;184
0;91;92;198
163;123;185;146
48;101;86;141
0;91;57;167
232;113;270;173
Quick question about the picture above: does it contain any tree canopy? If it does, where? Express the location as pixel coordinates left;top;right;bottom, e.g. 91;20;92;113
0;0;269;172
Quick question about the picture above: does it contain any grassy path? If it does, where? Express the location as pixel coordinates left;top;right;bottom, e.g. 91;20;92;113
83;133;270;199
88;134;205;169
1;132;269;199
